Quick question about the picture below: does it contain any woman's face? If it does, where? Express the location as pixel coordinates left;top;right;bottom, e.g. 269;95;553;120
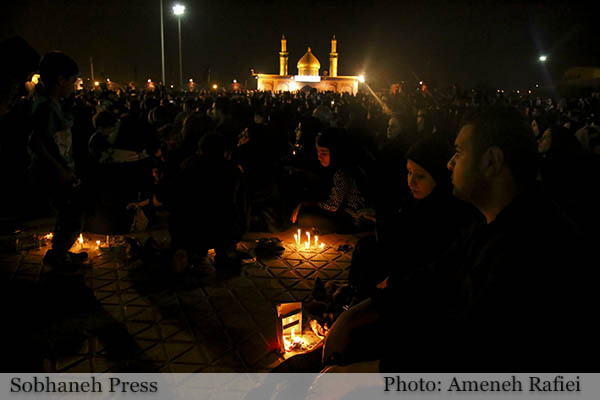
316;144;331;167
538;128;552;153
407;159;436;199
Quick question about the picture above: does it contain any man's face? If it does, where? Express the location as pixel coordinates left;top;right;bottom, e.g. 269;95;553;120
386;117;401;139
57;75;77;98
447;124;484;202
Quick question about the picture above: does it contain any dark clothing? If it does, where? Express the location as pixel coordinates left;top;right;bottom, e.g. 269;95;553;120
297;168;369;234
29;95;83;255
169;155;249;257
49;187;85;254
539;150;600;244
374;188;597;370
349;187;478;298
297;205;357;234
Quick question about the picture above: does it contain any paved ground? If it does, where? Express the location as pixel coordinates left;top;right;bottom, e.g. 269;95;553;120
0;224;358;372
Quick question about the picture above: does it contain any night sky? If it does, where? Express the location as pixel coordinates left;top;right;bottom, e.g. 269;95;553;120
3;0;599;90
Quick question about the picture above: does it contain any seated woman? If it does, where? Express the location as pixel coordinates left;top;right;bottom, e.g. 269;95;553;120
290;128;372;234
321;134;479;370
349;133;478;299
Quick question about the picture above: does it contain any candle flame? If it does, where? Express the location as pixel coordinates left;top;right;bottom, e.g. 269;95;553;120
96;240;101;246
78;234;84;244
320;242;325;249
283;327;307;352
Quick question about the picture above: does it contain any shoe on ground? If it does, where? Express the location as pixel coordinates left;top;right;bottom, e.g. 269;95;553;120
68;251;88;263
43;250;82;274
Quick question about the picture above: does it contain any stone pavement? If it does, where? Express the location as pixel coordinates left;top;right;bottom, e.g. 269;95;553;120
0;226;359;372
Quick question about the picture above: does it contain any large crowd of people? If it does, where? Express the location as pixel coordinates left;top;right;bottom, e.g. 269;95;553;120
1;37;599;370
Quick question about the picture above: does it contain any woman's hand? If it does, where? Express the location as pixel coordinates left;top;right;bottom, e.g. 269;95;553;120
290;203;302;223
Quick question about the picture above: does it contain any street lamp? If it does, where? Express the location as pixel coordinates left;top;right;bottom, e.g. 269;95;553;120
173;3;185;89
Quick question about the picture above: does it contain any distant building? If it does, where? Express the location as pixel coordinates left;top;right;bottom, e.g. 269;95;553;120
254;35;362;95
561;66;600;88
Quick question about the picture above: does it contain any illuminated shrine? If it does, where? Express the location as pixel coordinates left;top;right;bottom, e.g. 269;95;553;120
255;35;361;94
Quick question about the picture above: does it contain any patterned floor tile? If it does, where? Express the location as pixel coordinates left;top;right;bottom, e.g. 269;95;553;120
1;226;358;372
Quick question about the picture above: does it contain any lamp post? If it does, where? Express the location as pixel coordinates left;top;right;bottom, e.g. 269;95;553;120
160;0;165;85
173;3;185;90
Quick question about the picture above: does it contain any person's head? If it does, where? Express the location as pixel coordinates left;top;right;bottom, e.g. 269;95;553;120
92;110;118;134
199;133;230;160
39;51;78;98
406;160;436;199
211;97;231;123
387;114;402;139
405;134;452;199
448;107;537;207
182;113;214;146
589;134;600;155
312;104;333;127
0;36;39;115
315;129;339;168
182;98;196;113
538;126;581;156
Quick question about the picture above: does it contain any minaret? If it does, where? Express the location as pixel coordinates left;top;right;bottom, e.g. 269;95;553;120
329;35;338;77
279;34;289;76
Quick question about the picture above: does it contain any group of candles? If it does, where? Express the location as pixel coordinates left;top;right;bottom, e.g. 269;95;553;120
74;233;109;251
293;229;326;251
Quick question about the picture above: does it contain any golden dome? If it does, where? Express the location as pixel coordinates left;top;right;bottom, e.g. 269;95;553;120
297;47;320;76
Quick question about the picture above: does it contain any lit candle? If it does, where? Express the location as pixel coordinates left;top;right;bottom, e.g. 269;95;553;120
96;240;101;249
106;235;109;247
78;234;84;250
320;242;325;249
305;242;309;250
306;232;311;248
314;235;318;247
294;233;298;246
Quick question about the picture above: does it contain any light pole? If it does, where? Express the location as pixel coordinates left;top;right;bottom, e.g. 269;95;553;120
173;3;185;89
160;0;166;85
